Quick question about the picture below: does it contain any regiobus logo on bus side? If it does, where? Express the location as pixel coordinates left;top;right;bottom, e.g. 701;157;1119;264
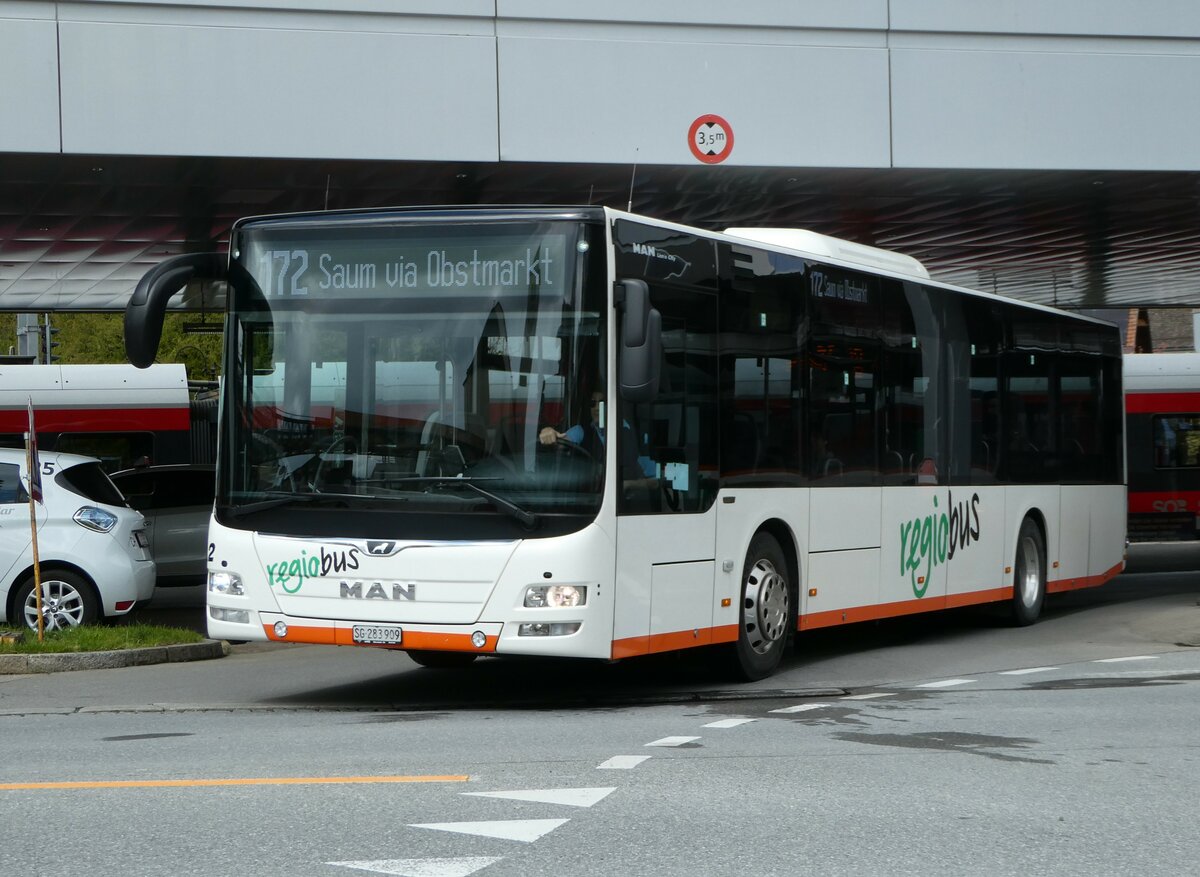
899;491;982;597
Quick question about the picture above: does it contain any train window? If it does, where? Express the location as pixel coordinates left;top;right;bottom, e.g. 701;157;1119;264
1152;415;1200;468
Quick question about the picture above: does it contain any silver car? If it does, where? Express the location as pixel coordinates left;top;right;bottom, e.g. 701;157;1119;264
109;464;214;586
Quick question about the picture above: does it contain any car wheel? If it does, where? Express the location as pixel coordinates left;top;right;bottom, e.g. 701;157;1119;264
732;532;792;681
406;650;478;669
13;571;98;632
1011;517;1046;626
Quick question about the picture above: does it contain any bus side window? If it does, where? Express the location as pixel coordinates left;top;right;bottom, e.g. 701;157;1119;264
618;286;719;515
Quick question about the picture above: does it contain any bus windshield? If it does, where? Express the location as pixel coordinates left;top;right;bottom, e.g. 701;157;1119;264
217;217;607;539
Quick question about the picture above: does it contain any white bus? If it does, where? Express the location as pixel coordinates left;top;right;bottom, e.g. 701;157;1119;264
125;207;1126;680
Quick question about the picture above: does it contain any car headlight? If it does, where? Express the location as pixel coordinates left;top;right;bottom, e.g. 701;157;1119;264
73;506;118;533
524;584;587;608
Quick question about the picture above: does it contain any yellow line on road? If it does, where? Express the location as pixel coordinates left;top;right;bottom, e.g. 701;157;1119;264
0;775;470;791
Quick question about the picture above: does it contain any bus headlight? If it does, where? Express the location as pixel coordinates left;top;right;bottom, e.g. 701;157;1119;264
208;571;244;596
524;584;587;608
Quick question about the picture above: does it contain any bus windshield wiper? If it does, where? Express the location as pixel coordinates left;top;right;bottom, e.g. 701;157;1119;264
226;491;356;518
395;475;539;528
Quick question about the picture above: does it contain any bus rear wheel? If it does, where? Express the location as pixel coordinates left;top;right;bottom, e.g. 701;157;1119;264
1011;517;1046;626
406;650;478;669
733;532;792;681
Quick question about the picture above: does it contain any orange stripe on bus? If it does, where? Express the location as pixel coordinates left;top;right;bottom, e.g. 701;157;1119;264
262;625;497;653
799;562;1123;631
611;624;738;659
0;775;469;791
1047;561;1124;594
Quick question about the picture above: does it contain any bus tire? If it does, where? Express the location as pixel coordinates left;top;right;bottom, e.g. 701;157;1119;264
1011;517;1046;626
406;650;478;669
13;570;98;632
733;532;792;681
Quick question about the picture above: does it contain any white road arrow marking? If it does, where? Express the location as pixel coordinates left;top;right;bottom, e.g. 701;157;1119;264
409;819;569;843
328;857;502;876
463;787;616;808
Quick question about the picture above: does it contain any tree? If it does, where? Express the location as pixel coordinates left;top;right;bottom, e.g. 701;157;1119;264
25;312;222;381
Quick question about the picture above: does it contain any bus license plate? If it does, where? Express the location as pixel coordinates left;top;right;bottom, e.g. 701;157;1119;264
352;625;403;645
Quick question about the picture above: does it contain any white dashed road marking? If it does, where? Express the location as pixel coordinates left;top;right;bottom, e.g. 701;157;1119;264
916;679;975;688
645;736;700;747
409;819;569;843
328;856;502;876
999;667;1059;675
463;787;615;808
841;693;896;700
1093;655;1158;663
769;703;831;714
597;755;650;770
702;718;756;728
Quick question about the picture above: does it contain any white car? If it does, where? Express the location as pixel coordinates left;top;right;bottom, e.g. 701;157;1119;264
0;447;156;631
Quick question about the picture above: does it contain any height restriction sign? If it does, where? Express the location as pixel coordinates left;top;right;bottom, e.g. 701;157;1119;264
688;114;734;164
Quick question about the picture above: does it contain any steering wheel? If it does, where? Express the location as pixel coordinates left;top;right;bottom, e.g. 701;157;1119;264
250;433;297;492
312;434;356;491
552;437;599;462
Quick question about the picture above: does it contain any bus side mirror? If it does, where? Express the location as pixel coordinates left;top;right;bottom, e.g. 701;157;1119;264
125;252;226;368
617;278;662;403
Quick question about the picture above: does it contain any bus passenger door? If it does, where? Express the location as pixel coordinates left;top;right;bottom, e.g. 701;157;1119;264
612;286;720;658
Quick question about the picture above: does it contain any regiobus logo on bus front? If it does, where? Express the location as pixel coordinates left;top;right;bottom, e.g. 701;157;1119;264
898;491;982;597
265;545;362;593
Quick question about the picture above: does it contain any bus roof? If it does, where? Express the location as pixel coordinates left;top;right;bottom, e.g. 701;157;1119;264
723;227;931;279
224;204;1115;331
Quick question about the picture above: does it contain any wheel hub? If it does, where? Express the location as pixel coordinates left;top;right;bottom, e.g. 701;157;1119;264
743;558;789;655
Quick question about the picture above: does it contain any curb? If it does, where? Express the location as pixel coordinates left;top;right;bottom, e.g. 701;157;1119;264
0;639;228;675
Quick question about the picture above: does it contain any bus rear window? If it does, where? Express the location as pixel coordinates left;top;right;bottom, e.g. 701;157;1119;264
1153;415;1200;468
55;462;129;507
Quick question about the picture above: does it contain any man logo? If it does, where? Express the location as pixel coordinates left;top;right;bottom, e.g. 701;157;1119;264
366;541;398;556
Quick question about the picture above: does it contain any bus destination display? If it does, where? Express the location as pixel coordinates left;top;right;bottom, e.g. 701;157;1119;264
245;234;569;298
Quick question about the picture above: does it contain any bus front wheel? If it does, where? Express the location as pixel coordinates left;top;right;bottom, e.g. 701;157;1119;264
1011;517;1046;626
733;533;792;681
